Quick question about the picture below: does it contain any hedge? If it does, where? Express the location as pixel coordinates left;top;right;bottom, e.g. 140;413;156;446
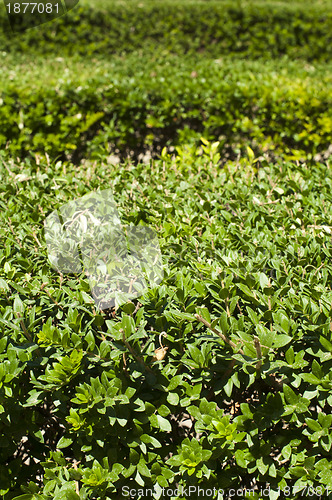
0;0;331;60
0;54;332;163
1;143;332;498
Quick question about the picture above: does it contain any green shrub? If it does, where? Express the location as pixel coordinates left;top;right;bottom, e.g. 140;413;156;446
0;0;332;60
1;143;332;498
1;54;332;163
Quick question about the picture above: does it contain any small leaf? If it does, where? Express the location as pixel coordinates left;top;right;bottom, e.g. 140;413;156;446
312;359;323;379
273;334;292;348
306;418;321;432
13;296;25;316
156;415;171;432
259;272;269;290
168;375;182;391
167;393;179;405
57;437;73;449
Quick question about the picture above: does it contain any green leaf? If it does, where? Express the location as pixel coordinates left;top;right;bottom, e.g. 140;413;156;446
121;314;135;337
312;359;323;379
273;334;292;348
85;331;95;351
150;414;171;432
224;378;233;397
57;437;73;449
167;392;179;405
156;415;171;432
140;434;161;448
167;375;182;391
187;344;204;367
11;496;35;500
283;385;298;405
237;283;257;300
319;336;332;352
54;490;80;500
259;272;269;290
283;386;310;414
196;307;211;323
219;311;229;334
199;399;216;415
129;448;139;465
13;296;25;316
256;457;269;475
137;460;151;477
0;278;10;292
273;310;290;334
300;373;321;385
158;404;171;417
235;449;250;468
319;468;332;488
247;146;255;163
281;444;291;461
246;307;259;325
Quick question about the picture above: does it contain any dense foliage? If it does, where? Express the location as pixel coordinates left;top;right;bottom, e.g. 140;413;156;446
2;145;332;498
1;0;332;499
1;54;332;163
0;0;332;60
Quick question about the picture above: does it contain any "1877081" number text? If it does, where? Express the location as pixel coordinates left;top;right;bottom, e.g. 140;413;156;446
6;3;60;14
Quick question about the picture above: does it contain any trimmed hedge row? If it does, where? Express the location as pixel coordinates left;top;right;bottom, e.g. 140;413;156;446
1;144;332;498
1;54;332;163
0;0;332;60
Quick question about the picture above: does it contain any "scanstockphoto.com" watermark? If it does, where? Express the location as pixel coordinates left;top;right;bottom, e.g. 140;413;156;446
122;485;331;498
44;188;164;310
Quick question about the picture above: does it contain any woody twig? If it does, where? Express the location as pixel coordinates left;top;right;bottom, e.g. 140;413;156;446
254;335;262;370
120;329;154;373
194;314;244;355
